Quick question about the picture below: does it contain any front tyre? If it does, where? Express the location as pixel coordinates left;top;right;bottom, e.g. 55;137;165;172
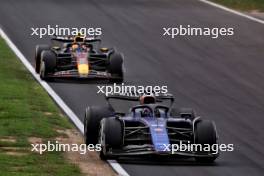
84;106;114;145
108;53;124;83
194;120;218;163
99;118;123;160
35;45;49;73
40;50;56;81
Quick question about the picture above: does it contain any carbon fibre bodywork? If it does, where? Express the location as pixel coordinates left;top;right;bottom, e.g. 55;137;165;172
35;36;124;81
98;94;219;160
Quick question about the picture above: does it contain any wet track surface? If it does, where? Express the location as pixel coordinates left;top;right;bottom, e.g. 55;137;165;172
1;0;264;175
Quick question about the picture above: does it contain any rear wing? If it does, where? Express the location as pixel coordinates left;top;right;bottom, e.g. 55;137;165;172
105;93;175;109
51;36;101;43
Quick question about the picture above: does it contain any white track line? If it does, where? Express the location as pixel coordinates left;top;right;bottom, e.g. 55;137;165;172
108;160;129;176
5;2;262;175
199;0;264;25
0;28;84;133
0;28;129;176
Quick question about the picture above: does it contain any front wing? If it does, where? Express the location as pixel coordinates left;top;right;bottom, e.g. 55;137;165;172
46;69;119;79
104;144;219;158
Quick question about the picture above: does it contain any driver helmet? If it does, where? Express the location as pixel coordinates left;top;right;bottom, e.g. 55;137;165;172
140;95;156;105
73;33;85;43
72;43;80;51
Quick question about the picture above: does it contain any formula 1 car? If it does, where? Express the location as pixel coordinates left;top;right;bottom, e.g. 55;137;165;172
35;35;124;82
84;94;219;162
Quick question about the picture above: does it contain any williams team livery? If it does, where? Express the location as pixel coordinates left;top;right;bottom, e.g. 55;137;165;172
84;94;219;162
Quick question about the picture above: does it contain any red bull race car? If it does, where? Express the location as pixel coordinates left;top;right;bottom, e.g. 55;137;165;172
84;94;219;162
35;35;124;82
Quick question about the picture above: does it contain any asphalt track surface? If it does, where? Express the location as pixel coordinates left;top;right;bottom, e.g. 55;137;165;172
1;0;264;175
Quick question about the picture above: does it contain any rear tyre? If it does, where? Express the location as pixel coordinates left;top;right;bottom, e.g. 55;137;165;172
99;117;123;160
194;120;218;163
84;106;114;145
35;45;49;73
108;53;124;83
40;50;56;81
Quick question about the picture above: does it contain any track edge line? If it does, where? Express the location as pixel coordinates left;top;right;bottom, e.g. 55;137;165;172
199;0;264;25
0;27;129;176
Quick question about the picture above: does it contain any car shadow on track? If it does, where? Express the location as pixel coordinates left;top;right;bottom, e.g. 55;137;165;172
46;78;122;85
116;157;222;166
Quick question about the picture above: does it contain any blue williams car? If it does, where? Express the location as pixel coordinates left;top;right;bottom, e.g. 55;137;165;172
84;94;219;162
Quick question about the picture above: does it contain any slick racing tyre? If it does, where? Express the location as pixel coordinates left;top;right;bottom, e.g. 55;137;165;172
84;106;114;145
108;53;124;83
194;120;218;163
99;117;123;160
35;45;49;73
40;50;56;81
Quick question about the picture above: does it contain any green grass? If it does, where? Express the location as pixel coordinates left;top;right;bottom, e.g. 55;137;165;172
211;0;264;11
0;38;82;176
